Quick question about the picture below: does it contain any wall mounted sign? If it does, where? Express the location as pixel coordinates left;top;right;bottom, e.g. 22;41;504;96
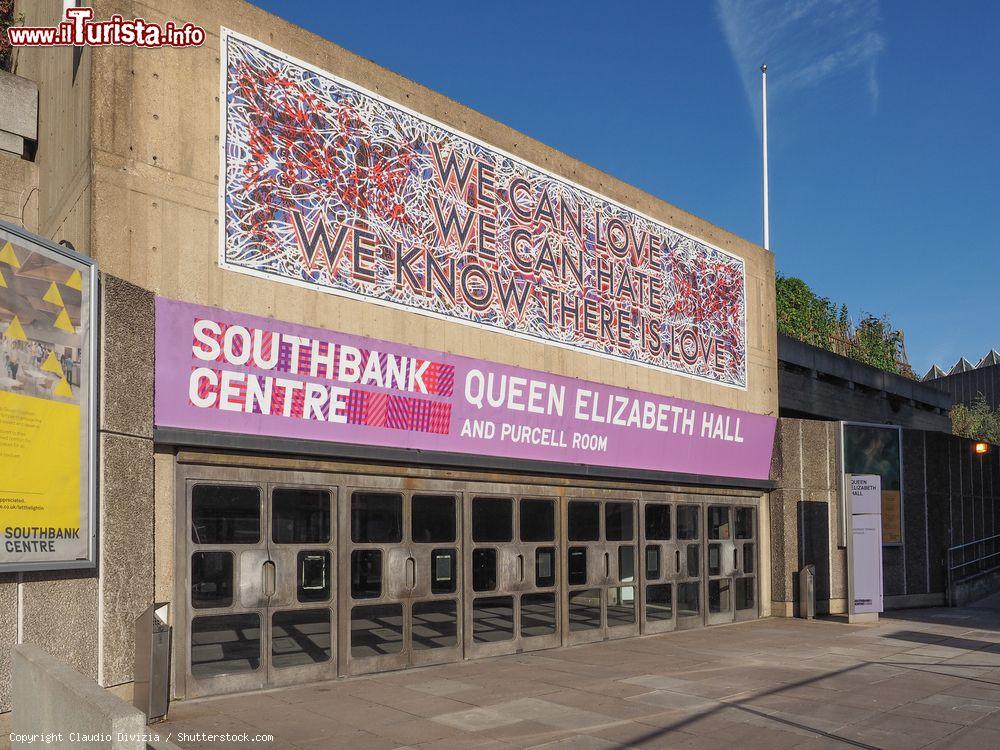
0;221;97;572
219;29;748;389
154;298;775;480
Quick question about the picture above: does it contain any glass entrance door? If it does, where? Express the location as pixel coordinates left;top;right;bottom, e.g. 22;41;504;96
640;500;678;634
465;495;560;658
734;505;758;622
343;490;461;675
706;505;737;626
185;481;337;698
565;499;639;645
675;504;703;630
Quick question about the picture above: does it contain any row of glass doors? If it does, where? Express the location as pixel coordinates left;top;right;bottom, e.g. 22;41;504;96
178;469;758;698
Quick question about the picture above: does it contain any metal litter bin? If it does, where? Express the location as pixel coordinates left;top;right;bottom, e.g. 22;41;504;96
799;565;816;619
134;602;171;722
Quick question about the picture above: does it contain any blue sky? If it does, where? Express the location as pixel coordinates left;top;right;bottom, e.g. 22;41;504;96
250;0;999;376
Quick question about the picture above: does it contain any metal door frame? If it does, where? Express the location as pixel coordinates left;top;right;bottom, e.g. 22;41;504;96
563;489;641;646
464;491;562;659
340;480;464;676
264;480;339;688
176;467;339;698
733;504;760;623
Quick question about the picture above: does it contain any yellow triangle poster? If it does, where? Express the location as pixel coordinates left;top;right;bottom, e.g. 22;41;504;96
66;269;83;291
0;268;5;288
43;282;65;307
42;351;64;376
4;315;27;341
0;241;19;268
53;308;74;333
52;377;73;397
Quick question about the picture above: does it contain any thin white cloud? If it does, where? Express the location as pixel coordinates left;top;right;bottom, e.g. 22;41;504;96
715;0;886;119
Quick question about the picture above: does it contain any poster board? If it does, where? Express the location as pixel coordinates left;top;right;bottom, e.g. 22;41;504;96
841;422;903;547
0;221;97;572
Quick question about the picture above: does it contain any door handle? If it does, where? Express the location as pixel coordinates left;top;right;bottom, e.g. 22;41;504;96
406;557;416;590
517;554;525;584
603;551;610;580
675;549;681;574
262;560;276;598
733;547;739;573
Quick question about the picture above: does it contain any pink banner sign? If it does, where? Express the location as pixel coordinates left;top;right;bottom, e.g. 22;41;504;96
154;298;776;481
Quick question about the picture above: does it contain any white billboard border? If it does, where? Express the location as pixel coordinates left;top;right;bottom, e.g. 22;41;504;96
216;27;750;392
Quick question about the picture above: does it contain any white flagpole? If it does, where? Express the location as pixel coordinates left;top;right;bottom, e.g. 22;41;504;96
761;64;770;250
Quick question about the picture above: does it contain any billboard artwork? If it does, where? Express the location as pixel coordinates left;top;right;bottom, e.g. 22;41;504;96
220;30;748;388
0;222;96;572
155;298;776;481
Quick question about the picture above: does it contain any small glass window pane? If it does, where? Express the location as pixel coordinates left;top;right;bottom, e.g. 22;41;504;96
520;499;555;542
473;596;514;642
607;586;636;626
736;507;754;540
412;495;456;543
708;543;722;577
677;582;700;617
568;501;600;541
191;551;233;609
619;546;636;583
521;592;557;636
736;577;755;611
709;578;732;613
645;505;671;540
191;485;260;544
606;502;634;541
351;549;382;599
568;546;588;585
686;545;699;577
535;547;556;587
191;613;260;676
272;609;330;667
351;492;402;543
646;584;673;622
677;506;699;540
645;545;661;579
272;489;330;544
568;589;601;631
472;498;513;543
297;550;330;602
743;543;755;575
431;549;457;594
708;506;731;540
472;548;498;592
412;600;457;649
351;604;403;657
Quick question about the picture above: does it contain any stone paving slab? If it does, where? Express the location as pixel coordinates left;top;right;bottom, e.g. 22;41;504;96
21;593;998;750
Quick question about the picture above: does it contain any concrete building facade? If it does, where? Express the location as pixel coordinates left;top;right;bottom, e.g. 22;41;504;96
0;0;782;709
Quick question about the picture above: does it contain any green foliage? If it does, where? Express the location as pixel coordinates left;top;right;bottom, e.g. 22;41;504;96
775;274;912;377
951;393;1000;444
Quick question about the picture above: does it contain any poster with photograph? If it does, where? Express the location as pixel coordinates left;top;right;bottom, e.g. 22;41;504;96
0;222;96;571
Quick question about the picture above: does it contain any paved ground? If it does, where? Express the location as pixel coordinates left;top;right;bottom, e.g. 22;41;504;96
148;595;1000;749
8;598;1000;749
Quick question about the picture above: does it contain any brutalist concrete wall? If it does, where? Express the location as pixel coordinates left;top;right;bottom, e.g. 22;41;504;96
97;275;155;686
12;644;145;750
83;0;778;418
769;418;846;616
932;363;1000;411
770;418;1000;615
